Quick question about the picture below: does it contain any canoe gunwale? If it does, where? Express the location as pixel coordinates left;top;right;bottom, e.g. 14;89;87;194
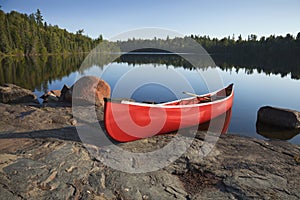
104;83;234;109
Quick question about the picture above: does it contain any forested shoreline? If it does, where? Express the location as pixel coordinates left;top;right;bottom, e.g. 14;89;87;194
0;8;299;68
1;8;300;86
0;9;102;56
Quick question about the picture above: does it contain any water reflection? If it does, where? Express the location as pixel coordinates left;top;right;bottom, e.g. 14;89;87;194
99;63;209;102
256;122;300;140
213;54;300;79
198;108;232;134
1;53;299;92
117;53;300;80
1;54;300;144
117;53;194;69
0;54;86;91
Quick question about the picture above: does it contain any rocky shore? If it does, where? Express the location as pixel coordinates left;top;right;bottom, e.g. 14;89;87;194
0;84;300;199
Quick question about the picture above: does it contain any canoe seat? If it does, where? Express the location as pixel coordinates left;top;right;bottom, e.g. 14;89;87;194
211;96;227;101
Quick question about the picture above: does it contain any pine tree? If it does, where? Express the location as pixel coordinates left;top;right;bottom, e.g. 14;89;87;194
35;9;43;26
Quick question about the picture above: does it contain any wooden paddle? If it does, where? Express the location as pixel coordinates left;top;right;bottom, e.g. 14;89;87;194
182;91;211;101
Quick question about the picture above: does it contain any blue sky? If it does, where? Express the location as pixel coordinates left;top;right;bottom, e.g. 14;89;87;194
1;0;300;39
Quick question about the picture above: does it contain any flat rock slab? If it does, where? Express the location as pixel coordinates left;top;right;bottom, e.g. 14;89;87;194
0;103;74;133
0;103;300;199
0;83;38;104
0;133;299;199
257;106;300;129
0;103;103;134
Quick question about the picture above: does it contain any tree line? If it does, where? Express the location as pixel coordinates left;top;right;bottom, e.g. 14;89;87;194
116;34;300;66
191;34;300;79
0;9;103;56
191;33;300;69
0;8;299;73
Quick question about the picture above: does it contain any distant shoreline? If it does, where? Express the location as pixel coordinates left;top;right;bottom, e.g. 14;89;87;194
0;51;90;58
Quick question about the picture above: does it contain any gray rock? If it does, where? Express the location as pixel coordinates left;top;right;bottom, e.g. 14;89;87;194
0;83;38;104
0;103;78;134
0;133;299;199
59;84;72;102
0;103;299;199
40;90;61;103
257;106;300;129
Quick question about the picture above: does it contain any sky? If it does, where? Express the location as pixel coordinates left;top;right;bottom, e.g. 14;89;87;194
1;0;300;40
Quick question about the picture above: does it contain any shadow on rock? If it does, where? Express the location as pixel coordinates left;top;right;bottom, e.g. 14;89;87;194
0;123;117;147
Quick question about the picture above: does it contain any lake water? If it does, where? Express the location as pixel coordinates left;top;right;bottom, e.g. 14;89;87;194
1;54;300;144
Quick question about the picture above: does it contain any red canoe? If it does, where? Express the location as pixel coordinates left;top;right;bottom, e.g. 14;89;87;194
104;84;234;142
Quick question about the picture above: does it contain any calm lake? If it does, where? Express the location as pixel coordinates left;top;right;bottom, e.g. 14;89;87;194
1;54;300;144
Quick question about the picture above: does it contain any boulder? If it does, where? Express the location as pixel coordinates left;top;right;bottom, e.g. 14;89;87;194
257;106;300;129
71;76;111;106
51;89;61;97
59;84;72;102
40;90;61;102
0;83;38;104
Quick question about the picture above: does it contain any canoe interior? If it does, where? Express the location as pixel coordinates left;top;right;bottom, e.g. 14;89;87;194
162;84;233;106
105;83;233;106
